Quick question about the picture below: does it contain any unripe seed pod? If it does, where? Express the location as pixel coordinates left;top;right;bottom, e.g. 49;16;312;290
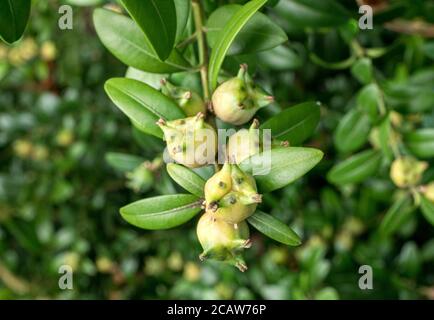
196;212;251;271
40;41;57;61
390;156;428;188
204;162;232;204
217;192;258;224
230;158;258;195
126;163;154;193
204;163;261;224
227;119;261;163
157;113;217;168
211;64;273;125
161;79;206;117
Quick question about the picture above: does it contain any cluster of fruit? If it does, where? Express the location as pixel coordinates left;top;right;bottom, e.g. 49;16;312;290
157;65;274;270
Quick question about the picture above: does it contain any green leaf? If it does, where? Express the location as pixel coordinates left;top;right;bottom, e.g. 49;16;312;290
65;0;103;6
104;78;185;138
384;69;434;113
404;129;434;159
247;211;301;246
105;152;144;173
166;163;205;197
357;84;382;121
3;219;41;253
379;195;415;236
420;196;434;227
275;0;350;28
93;8;190;73
209;0;267;90
125;67;167;90
120;194;202;230
175;0;191;41
334;109;371;153
314;287;339;300
423;42;434;60
206;4;287;56
351;58;373;84
261;101;320;145
339;19;359;44
223;53;259;75
257;45;302;70
120;0;177;61
327;150;382;185
378;115;393;160
0;0;31;44
397;242;420;277
240;147;323;193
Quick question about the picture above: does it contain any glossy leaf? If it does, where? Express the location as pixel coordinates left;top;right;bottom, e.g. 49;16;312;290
378;115;393;160
261;101;320;145
257;45;302;70
357;84;381;121
175;0;191;41
125;67;167;90
93;9;190;73
240;147;323;193
404;129;434;159
351;58;373;84
104;78;185;138
105;152;144;173
120;0;177;61
120;194;202;230
275;0;350;28
334;109;371;153
327;150;382;185
248;211;301;246
379;195;415;236
167;163;205;197
420;196;434;227
0;0;31;44
209;0;267;90
206;4;287;56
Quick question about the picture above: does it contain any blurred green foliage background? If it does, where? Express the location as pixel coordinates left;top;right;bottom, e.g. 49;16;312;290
1;0;434;300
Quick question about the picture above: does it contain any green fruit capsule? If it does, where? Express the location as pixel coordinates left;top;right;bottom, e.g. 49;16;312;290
227;119;261;163
161;79;206;117
157;113;217;168
196;212;251;272
204;163;261;224
211;64;273;125
390;156;427;188
216;192;258;224
126;163;154;193
204;162;232;205
230;163;258;196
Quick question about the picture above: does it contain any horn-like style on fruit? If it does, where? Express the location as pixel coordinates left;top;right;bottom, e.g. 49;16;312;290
211;64;273;125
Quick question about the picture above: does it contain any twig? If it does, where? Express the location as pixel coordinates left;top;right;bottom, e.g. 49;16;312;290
0;262;30;295
192;0;210;100
192;0;220;172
